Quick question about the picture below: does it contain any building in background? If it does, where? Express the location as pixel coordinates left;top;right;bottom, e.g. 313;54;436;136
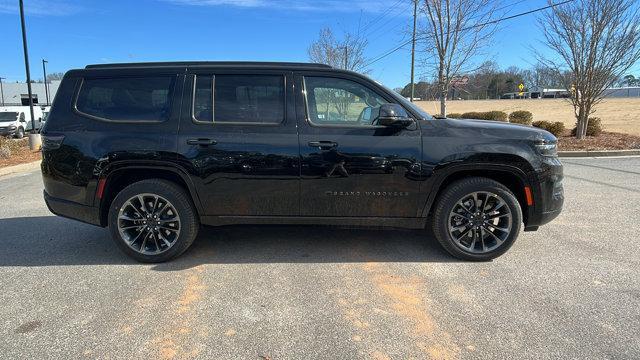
0;81;61;106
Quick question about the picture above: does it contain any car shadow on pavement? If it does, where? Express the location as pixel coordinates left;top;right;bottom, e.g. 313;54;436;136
0;216;459;269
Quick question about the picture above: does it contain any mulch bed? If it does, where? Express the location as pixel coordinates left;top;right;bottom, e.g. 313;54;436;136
557;131;640;151
0;138;42;168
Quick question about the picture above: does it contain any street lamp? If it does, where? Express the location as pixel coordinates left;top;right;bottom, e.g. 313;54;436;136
0;77;5;107
42;59;49;105
19;0;41;150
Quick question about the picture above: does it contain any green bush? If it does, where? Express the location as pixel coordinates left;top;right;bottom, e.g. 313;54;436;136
447;113;463;119
571;117;603;137
461;111;508;121
532;121;565;137
508;110;533;125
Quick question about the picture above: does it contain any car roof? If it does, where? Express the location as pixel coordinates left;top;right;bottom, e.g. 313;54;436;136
84;61;334;71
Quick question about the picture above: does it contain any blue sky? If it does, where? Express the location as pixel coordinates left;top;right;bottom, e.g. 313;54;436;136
1;0;631;89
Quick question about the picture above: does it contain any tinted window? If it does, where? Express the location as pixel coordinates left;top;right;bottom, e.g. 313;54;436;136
193;76;213;122
304;76;388;126
216;75;284;124
76;77;174;122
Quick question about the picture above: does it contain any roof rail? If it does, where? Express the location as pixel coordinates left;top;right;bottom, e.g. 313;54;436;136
85;61;333;69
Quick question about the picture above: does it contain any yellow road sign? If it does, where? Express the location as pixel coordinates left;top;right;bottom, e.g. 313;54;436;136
518;83;524;91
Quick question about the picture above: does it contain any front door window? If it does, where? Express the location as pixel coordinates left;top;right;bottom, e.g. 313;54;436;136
304;76;389;127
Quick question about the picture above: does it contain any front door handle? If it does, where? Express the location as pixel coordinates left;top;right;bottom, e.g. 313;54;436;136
308;141;338;150
187;138;217;146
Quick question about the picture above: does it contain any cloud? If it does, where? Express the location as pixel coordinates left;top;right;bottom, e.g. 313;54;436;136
161;0;391;13
0;0;82;16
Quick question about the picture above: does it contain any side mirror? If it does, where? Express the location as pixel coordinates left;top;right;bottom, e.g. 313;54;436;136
376;103;413;127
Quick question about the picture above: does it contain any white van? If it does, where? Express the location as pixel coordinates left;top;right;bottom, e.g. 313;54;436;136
0;106;44;138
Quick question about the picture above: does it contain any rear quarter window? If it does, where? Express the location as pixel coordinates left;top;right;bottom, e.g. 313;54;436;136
75;76;175;122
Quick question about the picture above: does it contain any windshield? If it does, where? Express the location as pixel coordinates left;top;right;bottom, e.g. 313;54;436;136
0;112;19;122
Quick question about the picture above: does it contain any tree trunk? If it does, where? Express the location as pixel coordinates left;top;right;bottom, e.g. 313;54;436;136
438;62;447;117
575;106;588;139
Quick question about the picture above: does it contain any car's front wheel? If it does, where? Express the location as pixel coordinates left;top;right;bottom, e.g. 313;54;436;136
431;177;522;261
108;179;199;262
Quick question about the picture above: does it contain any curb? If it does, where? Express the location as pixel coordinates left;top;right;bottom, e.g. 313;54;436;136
0;160;41;178
559;149;640;157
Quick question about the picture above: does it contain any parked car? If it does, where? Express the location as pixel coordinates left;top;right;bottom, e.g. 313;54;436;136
40;62;564;262
0;106;44;138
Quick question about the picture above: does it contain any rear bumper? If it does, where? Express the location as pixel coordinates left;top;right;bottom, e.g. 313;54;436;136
44;190;102;226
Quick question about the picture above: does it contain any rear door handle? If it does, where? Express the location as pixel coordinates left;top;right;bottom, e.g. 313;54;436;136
308;141;338;150
187;138;217;146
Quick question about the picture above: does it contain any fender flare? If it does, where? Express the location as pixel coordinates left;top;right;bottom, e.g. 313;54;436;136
420;162;532;218
94;161;205;218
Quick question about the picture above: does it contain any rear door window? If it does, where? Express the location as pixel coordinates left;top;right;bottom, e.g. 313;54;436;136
192;74;285;125
76;76;175;122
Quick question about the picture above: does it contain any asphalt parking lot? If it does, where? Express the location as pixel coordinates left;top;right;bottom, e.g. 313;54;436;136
0;157;639;359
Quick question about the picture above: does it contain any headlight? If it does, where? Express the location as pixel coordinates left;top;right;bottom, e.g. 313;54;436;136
8;125;17;130
534;141;558;157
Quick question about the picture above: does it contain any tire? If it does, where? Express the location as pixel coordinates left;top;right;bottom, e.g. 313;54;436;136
15;127;24;139
108;179;199;262
431;177;522;261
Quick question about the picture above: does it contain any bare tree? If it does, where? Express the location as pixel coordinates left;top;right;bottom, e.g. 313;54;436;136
308;28;369;119
419;0;498;116
46;72;65;81
308;28;369;72
538;0;640;139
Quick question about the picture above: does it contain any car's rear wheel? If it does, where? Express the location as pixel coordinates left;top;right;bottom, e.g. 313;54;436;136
431;177;522;261
108;179;199;262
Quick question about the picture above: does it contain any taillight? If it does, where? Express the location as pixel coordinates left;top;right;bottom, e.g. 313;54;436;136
41;134;65;150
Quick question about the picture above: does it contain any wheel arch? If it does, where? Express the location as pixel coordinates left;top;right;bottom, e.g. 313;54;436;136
96;165;203;227
422;163;532;226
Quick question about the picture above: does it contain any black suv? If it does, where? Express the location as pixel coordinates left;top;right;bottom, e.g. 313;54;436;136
40;62;563;262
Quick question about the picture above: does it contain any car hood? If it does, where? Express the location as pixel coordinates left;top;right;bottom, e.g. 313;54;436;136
432;118;557;143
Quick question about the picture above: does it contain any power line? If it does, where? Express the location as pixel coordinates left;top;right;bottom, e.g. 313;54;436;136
365;2;414;40
362;0;575;68
360;0;406;34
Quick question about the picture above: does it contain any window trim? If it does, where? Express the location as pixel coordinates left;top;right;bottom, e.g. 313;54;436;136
190;74;287;127
302;75;391;129
73;76;176;124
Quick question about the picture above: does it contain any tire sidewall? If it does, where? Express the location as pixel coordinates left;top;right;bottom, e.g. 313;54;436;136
433;178;523;261
108;180;198;263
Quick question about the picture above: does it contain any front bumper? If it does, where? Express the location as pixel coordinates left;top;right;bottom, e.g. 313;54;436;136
525;156;564;230
44;190;102;226
0;128;17;136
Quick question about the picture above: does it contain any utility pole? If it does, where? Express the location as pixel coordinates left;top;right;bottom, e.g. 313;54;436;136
42;59;49;105
410;0;418;102
0;77;5;107
19;0;36;133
